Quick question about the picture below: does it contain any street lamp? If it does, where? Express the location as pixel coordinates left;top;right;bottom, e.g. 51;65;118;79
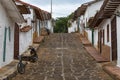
51;0;52;16
51;0;53;33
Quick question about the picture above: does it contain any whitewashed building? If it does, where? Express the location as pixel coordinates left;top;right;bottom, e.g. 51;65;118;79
116;6;120;66
0;0;24;68
0;0;52;68
82;0;104;43
89;0;120;62
68;20;77;33
15;0;52;55
71;0;104;38
68;10;79;33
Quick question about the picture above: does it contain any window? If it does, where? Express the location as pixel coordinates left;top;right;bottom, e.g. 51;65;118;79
107;24;109;42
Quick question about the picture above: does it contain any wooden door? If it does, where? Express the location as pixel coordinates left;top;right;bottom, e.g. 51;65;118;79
14;23;19;59
100;30;102;53
103;30;105;45
98;30;102;53
111;16;117;60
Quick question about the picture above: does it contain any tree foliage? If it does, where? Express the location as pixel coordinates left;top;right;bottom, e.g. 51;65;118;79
54;17;68;33
54;13;74;33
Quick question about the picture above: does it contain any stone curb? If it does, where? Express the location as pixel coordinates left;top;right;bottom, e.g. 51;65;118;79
0;62;18;80
103;65;120;80
0;43;41;80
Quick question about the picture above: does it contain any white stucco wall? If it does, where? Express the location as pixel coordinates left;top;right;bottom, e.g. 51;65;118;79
98;19;111;47
68;27;74;33
93;19;111;48
0;2;15;68
23;9;34;25
37;19;40;36
117;16;120;67
83;0;104;43
47;20;53;33
79;16;84;34
19;8;34;55
68;21;77;33
93;19;112;61
94;29;98;46
19;30;32;55
86;29;92;43
84;0;104;27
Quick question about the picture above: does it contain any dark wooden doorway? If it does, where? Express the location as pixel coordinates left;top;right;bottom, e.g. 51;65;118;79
102;29;105;45
14;23;19;59
111;16;117;61
100;30;102;53
98;30;102;53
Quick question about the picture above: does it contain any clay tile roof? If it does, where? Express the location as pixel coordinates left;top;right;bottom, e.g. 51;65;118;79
20;25;32;32
15;0;51;20
17;5;31;14
73;0;103;19
89;0;120;28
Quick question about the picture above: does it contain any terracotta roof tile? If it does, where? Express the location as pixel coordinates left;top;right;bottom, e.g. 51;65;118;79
20;25;32;32
15;0;51;20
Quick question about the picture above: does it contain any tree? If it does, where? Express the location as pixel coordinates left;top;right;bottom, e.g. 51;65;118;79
53;13;74;33
54;17;68;33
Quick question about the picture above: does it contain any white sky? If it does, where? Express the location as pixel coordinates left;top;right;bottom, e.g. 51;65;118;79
21;0;93;18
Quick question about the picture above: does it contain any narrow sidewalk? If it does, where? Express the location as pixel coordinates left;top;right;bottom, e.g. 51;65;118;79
77;33;109;62
0;43;40;80
0;61;18;80
103;63;120;80
77;33;120;80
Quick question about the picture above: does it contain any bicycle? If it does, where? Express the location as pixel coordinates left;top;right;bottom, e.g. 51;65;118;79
17;46;38;74
17;55;27;74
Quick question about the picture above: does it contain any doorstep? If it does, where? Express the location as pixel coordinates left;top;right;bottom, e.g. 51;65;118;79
33;36;44;44
85;46;109;62
80;38;91;46
79;36;109;62
0;60;18;80
103;64;120;80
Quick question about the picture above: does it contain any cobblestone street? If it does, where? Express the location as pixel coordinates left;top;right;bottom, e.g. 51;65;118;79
12;33;112;80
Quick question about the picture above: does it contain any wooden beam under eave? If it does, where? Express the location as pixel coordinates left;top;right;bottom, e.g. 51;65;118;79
104;9;116;11
106;4;119;7
103;12;114;15
102;15;111;18
104;10;115;13
108;1;120;4
105;7;117;10
91;18;103;28
105;6;118;9
103;14;114;18
106;3;120;7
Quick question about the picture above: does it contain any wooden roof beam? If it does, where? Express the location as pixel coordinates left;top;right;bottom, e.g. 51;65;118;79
105;7;117;9
105;6;118;8
107;4;120;7
108;0;120;3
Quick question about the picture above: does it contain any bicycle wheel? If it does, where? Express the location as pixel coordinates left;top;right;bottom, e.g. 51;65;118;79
17;62;25;74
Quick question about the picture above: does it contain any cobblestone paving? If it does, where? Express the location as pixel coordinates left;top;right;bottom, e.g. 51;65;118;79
12;33;113;80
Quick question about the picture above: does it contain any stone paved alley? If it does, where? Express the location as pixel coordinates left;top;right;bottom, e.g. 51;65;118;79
12;33;112;80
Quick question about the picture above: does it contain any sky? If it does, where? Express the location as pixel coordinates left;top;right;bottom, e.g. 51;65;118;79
21;0;93;18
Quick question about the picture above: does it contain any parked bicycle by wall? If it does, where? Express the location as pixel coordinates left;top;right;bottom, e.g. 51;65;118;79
17;55;27;74
17;46;38;74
